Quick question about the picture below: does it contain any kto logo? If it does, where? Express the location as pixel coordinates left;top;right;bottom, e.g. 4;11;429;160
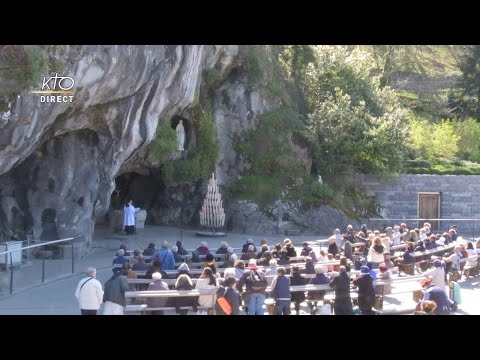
32;73;75;103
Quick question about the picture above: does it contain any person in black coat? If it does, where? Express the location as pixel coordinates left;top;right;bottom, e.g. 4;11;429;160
242;239;256;253
290;266;306;315
176;241;188;256
216;277;241;315
353;266;375;315
329;266;353;315
145;260;168;281
328;236;339;257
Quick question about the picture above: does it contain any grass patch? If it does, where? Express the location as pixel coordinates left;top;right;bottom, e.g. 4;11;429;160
404;162;480;175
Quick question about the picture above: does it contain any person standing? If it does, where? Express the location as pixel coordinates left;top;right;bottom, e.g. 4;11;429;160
353;266;375;315
237;259;268;315
216;277;241;315
269;267;291;315
103;268;129;315
75;267;104;315
123;200;140;235
329;266;353;315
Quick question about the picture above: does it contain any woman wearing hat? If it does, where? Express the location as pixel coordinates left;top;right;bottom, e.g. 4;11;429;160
353;266;376;315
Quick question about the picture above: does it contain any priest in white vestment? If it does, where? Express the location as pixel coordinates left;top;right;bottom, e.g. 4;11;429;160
123;200;140;235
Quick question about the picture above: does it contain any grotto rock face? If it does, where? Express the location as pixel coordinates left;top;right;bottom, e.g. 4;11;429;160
0;130;102;251
212;62;320;235
0;45;237;252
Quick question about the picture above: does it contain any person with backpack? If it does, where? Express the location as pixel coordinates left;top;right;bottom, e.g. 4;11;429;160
103;267;129;315
216;277;240;315
151;241;175;271
75;267;103;315
237;259;268;315
420;279;451;315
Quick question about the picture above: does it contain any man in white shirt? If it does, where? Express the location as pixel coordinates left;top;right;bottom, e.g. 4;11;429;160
75;267;104;315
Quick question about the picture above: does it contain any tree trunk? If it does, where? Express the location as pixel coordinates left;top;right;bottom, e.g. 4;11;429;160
277;204;283;233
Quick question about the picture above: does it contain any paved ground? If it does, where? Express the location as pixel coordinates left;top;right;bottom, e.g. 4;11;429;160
0;225;478;315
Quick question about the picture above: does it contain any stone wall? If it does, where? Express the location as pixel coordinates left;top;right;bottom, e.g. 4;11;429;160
359;174;480;231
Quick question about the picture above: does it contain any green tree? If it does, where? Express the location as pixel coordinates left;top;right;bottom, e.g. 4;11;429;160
407;118;459;162
230;108;308;211
369;45;463;88
408;117;432;160
454;118;480;162
457;45;480;118
430;121;459;160
305;46;408;180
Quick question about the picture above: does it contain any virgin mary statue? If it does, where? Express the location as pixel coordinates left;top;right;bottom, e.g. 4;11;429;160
176;120;185;151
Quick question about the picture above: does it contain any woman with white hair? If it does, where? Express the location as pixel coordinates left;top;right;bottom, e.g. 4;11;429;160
176;262;192;278
146;272;169;315
223;250;236;268
241;245;257;261
171;246;183;263
307;264;330;315
242;238;256;253
265;259;278;286
196;267;218;314
222;267;236;280
112;249;128;268
192;241;210;263
215;241;229;261
327;236;339;257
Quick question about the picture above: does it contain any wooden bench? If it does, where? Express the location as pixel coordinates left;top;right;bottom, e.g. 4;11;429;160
115;260;226;270
123;272;426;315
124;305;209;314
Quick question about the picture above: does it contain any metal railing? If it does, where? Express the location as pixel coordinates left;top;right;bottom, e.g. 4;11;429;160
367;218;480;239
0;235;82;294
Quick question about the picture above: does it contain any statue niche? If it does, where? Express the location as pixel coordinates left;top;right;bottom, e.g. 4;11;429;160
176;119;185;151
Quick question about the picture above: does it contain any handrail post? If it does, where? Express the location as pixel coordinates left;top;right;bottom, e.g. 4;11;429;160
71;241;74;274
9;246;13;294
42;245;45;283
474;221;476;243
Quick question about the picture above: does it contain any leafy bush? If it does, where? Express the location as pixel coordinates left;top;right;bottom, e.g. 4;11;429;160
453;118;480;162
404;163;480;175
403;159;432;168
149;120;177;162
162;111;218;182
407;118;460;162
245;46;268;84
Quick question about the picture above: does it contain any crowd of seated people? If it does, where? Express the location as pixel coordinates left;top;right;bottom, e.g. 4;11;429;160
111;221;477;315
